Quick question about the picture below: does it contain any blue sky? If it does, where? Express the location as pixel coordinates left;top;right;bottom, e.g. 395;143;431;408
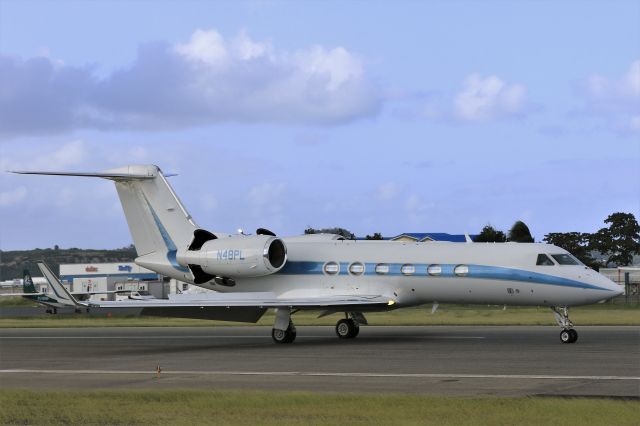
0;0;638;250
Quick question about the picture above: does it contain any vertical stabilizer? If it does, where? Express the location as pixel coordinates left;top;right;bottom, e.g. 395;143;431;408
107;165;198;257
11;165;202;279
37;262;80;307
22;270;36;293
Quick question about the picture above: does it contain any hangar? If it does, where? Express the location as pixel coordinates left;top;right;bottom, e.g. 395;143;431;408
58;262;190;300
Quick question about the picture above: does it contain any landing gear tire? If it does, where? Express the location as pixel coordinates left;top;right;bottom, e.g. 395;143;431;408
272;323;296;344
560;329;578;344
336;319;359;339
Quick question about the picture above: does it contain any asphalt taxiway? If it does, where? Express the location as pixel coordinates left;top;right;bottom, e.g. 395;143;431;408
0;326;638;397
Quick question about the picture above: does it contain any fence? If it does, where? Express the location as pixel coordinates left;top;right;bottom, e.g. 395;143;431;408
599;267;640;305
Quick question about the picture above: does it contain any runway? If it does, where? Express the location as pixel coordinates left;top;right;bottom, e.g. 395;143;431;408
1;326;638;397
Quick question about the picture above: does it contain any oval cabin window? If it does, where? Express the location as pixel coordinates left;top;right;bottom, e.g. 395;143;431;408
349;262;365;276
427;264;442;276
454;265;469;276
375;264;389;275
324;262;340;275
401;264;415;275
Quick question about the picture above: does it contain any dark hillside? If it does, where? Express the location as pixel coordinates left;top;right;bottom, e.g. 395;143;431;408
0;246;137;280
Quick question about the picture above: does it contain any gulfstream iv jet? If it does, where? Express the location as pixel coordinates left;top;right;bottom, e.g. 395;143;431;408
13;165;623;344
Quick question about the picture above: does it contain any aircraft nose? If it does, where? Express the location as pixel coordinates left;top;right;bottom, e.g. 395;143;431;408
598;273;624;296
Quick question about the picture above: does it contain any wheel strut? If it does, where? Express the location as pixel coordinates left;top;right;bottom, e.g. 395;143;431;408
551;306;578;344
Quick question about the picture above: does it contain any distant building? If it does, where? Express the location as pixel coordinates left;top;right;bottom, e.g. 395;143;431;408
389;233;475;243
59;262;189;300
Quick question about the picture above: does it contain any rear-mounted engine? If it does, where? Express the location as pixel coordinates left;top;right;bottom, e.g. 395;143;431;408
177;233;287;284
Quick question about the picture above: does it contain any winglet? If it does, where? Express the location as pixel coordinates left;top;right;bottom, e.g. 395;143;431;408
464;233;474;243
36;262;84;307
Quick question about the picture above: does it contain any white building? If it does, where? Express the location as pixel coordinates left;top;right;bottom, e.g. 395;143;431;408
59;262;189;300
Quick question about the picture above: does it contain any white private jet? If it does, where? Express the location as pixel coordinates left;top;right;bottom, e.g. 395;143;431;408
13;165;623;344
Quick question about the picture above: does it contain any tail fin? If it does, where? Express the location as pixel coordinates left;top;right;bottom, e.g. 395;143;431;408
37;262;81;307
22;269;37;293
12;165;202;278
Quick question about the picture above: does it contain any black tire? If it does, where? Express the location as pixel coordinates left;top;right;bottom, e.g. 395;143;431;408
568;329;578;343
560;329;572;344
336;319;358;339
284;328;297;343
351;323;360;338
272;323;296;344
272;328;287;343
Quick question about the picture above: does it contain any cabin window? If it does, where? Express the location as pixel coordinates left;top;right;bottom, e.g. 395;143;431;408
375;264;389;275
401;264;415;275
454;265;469;276
536;254;555;266
324;261;340;275
349;262;365;276
427;265;442;276
551;254;579;265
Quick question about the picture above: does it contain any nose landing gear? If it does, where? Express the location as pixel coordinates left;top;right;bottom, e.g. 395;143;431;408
552;306;578;344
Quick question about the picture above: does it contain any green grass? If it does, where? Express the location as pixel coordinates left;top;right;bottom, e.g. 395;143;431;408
0;304;638;328
0;390;637;425
0;296;39;307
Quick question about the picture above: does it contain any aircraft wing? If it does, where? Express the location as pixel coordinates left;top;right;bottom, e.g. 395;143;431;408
87;293;395;310
0;292;45;297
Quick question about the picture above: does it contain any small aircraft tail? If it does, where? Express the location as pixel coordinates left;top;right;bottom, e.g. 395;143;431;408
22;269;37;293
12;165;205;278
37;262;81;307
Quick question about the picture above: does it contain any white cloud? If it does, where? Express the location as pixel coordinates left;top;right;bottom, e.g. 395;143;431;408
454;74;527;121
0;140;86;172
0;29;381;137
247;183;286;206
174;29;228;67
581;60;640;133
376;182;398;201
0;186;27;207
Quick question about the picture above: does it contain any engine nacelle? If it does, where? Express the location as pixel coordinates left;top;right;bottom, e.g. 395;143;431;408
177;235;287;282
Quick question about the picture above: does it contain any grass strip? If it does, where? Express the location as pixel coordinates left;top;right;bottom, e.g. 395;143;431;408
0;389;637;426
0;304;638;328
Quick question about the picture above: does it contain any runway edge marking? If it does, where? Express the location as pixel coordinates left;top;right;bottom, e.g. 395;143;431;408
0;369;638;381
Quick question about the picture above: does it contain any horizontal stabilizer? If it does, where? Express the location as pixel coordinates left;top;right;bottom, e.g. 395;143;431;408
9;171;154;180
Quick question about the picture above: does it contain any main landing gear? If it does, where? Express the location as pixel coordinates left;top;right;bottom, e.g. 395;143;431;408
552;306;578;344
271;321;297;344
336;318;359;339
335;313;366;339
271;309;367;344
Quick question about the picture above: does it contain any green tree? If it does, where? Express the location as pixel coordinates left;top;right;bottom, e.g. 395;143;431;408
508;221;534;243
543;232;596;268
304;227;356;240
365;232;384;240
590;212;640;266
474;225;507;242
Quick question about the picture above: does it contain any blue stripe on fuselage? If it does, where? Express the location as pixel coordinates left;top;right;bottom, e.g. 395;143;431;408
277;261;610;291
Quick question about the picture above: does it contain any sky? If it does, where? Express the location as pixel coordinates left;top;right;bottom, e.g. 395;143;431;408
0;0;638;250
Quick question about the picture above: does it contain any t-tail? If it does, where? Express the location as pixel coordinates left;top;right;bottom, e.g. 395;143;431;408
11;165;221;282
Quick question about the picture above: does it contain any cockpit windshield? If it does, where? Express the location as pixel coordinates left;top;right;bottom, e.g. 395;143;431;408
551;254;581;265
536;254;555;266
